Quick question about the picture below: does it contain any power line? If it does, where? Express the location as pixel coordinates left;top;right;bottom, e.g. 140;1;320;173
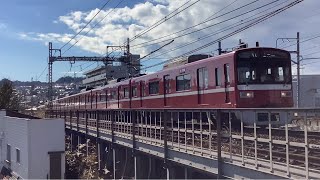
62;0;125;55
141;0;288;63
137;40;174;61
60;0;112;50
130;0;200;42
106;0;200;56
107;0;204;57
281;33;320;49
130;0;262;49
141;0;303;71
37;65;48;81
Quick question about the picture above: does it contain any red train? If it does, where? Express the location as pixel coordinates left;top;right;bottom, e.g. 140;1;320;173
54;47;293;125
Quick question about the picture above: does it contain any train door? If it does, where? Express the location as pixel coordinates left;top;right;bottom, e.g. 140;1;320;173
95;92;98;109
224;64;230;103
197;68;208;104
74;96;76;110
105;90;108;109
118;86;120;108
163;75;170;106
140;81;144;107
90;91;93;109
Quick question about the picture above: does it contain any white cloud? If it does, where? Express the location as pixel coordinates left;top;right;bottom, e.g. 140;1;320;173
19;0;320;74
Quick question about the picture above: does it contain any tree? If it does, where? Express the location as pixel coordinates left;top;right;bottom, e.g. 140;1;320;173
0;79;21;110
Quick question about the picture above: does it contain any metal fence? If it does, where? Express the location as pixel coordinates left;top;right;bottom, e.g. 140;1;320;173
47;108;320;179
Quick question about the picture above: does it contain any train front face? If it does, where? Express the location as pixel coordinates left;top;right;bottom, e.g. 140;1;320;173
235;48;294;108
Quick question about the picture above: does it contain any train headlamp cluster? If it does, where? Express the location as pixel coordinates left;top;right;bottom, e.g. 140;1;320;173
281;91;292;97
240;91;254;98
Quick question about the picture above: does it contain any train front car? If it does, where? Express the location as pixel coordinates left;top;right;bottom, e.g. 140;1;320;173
234;48;293;127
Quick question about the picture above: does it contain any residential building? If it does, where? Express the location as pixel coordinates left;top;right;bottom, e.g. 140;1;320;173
83;54;141;88
0;110;65;179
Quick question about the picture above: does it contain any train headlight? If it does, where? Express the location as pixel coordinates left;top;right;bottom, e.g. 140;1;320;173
281;91;292;97
240;91;254;98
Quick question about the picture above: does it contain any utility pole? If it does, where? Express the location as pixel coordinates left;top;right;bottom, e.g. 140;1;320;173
127;38;131;78
218;41;222;55
276;32;300;107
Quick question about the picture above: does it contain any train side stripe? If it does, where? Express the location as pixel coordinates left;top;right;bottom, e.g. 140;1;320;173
96;87;235;103
237;84;291;91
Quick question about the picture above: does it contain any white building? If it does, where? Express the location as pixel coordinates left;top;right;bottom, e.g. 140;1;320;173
0;110;65;179
292;75;320;107
83;54;141;88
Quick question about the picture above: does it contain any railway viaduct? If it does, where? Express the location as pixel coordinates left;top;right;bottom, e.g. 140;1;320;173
49;108;320;179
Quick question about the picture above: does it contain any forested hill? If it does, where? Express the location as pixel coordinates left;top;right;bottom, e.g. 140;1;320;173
55;76;84;84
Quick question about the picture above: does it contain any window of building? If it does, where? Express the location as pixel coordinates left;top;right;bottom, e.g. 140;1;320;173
215;68;221;86
176;74;191;91
197;68;208;89
132;86;138;97
6;144;11;162
149;81;159;95
16;148;20;163
124;87;129;98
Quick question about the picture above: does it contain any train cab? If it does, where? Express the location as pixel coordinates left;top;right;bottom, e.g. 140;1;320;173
235;48;293;108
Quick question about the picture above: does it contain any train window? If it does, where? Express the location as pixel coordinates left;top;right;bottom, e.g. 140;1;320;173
197;68;208;89
100;93;106;102
215;68;221;86
176;74;191;91
275;67;284;82
132;86;138;97
124;87;129;98
224;64;230;84
111;91;117;99
149;81;159;95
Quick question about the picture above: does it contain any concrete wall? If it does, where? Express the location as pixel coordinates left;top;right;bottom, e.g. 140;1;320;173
0;116;30;178
28;118;65;179
0;110;65;179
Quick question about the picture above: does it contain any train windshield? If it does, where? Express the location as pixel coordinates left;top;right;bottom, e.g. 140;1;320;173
237;49;291;85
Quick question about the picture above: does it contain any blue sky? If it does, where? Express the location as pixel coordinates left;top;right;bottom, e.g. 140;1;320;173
1;0;320;82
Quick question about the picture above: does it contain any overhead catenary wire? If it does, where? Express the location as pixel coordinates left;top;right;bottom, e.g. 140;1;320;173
281;33;320;49
60;0;113;50
107;0;202;56
37;65;48;81
141;0;289;63
136;40;174;62
130;0;263;49
57;1;123;79
62;0;125;55
141;0;303;71
130;0;200;42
